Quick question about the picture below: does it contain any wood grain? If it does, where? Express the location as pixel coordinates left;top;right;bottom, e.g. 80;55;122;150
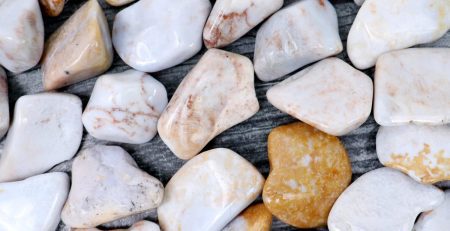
3;0;449;230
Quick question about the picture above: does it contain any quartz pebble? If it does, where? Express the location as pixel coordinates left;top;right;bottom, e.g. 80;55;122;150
42;0;113;90
106;0;136;7
267;58;373;136
0;172;69;231
377;125;450;184
0;0;44;73
112;0;211;73
158;148;264;231
415;190;450;231
82;70;168;144
157;49;259;160
347;0;450;69
374;48;450;126
0;93;82;183
62;145;164;228
0;67;9;138
40;0;65;17
254;0;342;81
203;0;283;48
73;220;160;231
328;168;445;231
263;122;352;228
222;204;272;231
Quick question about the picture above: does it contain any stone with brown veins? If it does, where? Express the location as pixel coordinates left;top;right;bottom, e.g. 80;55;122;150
40;0;65;17
263;122;352;228
222;204;273;231
41;0;113;90
0;0;44;73
157;48;259;160
203;0;283;48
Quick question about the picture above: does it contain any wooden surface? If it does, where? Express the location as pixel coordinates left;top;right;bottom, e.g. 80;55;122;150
4;0;449;230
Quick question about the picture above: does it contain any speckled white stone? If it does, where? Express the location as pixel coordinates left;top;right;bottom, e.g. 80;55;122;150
62;145;164;228
374;48;450;126
82;70;168;144
328;168;445;231
0;172;69;231
415;190;450;231
112;0;211;73
158;148;265;231
203;0;283;48
267;58;373;136
254;0;342;81
347;0;450;69
157;49;259;160
0;93;82;183
377;125;450;184
0;0;44;73
0;67;9;138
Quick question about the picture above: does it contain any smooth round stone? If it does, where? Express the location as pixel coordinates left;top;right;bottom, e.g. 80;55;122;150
40;0;65;17
82;70;168;144
377;125;450;184
0;0;44;73
0;172;69;231
263;122;352;228
0;67;9;138
328;168;445;231
158;148;264;231
223;204;272;231
203;0;283;48
415;190;450;231
112;0;211;73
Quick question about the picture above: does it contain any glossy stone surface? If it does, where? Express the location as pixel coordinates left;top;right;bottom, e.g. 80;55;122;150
415;190;450;231
377;125;450;184
223;204;272;231
0;0;44;73
42;0;113;90
73;220;160;231
0;93;82;183
263;122;352;228
374;48;450;126
62;145;164;228
0;172;69;231
328;168;445;231
40;0;65;17
267;58;373;136
158;148;264;231
157;49;259;160
347;0;450;69
203;0;283;48
106;0;136;7
254;0;342;81
82;70;168;144
0;67;9;138
112;0;211;73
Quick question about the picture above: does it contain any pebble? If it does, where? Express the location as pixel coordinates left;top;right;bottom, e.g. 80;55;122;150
328;167;445;231
222;204;272;231
267;58;373;136
73;220;160;231
40;0;65;17
112;0;211;73
0;93;82;183
203;0;283;48
157;49;259;160
41;0;113;90
0;0;44;73
377;125;450;184
374;48;450;126
263;122;352;228
0;67;9;138
254;0;342;81
415;190;450;231
347;0;450;69
82;70;168;144
157;148;264;231
105;0;136;7
61;145;164;228
0;172;69;231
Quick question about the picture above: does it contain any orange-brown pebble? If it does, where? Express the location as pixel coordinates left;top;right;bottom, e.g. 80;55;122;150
263;122;352;228
223;204;272;231
39;0;65;17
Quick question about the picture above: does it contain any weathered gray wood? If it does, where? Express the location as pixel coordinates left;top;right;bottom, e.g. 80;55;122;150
3;0;449;230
